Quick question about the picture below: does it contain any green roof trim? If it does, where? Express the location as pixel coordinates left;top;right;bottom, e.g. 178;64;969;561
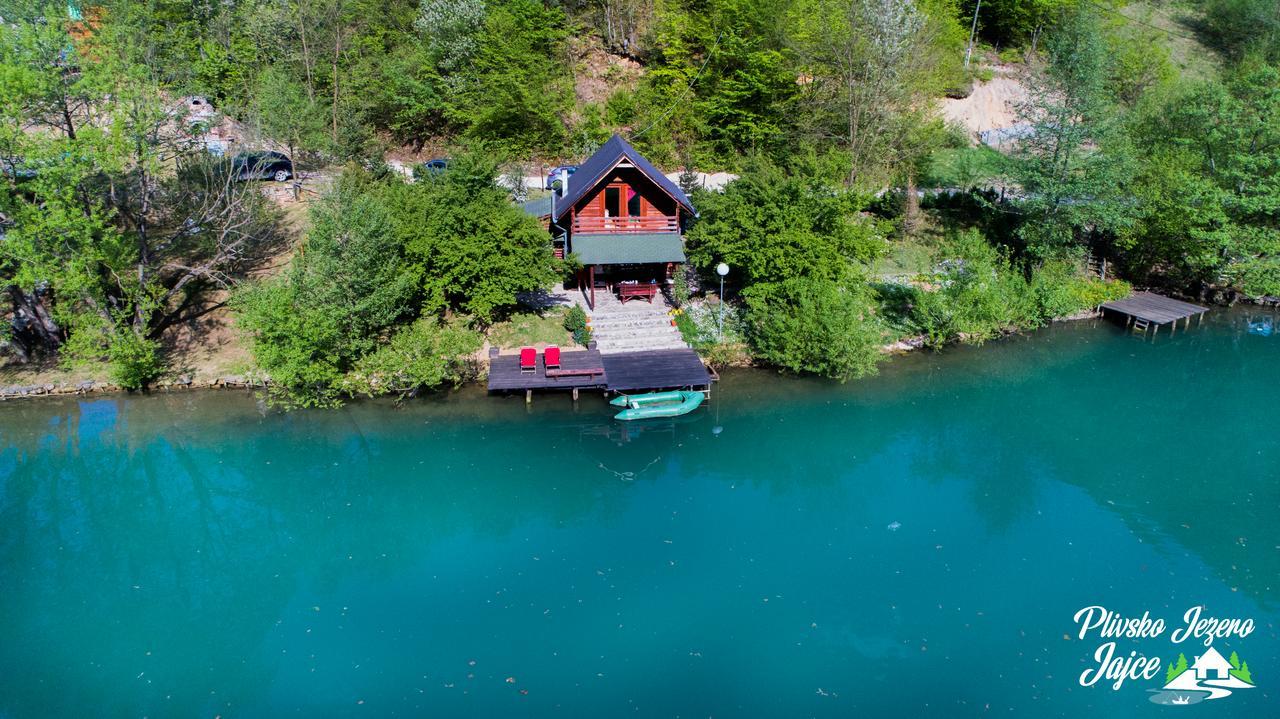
571;233;686;265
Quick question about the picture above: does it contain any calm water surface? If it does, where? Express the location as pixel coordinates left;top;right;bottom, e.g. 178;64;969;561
2;310;1279;717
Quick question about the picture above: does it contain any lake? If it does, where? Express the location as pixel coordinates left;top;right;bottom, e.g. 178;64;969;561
2;309;1278;717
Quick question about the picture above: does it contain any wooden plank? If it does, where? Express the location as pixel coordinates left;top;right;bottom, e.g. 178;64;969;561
602;349;712;391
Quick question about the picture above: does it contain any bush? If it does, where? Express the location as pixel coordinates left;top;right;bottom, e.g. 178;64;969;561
1030;259;1131;318
562;304;592;346
107;330;163;390
743;276;884;380
909;230;1037;347
343;318;482;397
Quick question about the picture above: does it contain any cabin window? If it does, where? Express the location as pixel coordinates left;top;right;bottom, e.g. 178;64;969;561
604;187;621;217
627;188;641;217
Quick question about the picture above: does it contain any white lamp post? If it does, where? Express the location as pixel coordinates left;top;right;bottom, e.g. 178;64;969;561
716;262;729;340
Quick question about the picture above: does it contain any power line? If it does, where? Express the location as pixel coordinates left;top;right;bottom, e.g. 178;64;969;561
628;30;724;141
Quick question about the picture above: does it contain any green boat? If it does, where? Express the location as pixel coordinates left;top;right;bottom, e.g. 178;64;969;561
611;390;706;421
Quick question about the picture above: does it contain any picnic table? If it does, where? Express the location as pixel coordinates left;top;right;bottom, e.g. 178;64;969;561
618;283;658;303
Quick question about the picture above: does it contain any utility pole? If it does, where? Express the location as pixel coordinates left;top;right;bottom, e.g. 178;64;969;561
965;0;982;68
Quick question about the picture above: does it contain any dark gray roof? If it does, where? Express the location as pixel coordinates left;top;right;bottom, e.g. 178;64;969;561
570;233;686;265
553;134;697;221
521;196;553;218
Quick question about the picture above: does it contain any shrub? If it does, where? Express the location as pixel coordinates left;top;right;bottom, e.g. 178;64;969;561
343;318;482;397
743;276;884;380
107;330;163;390
1030;259;1131;318
910;230;1037;347
563;305;592;346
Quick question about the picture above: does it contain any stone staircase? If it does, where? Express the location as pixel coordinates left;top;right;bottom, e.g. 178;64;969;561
585;290;689;354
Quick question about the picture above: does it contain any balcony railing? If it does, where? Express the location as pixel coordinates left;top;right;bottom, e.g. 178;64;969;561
572;216;679;234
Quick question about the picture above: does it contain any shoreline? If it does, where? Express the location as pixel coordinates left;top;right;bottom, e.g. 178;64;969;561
0;308;1114;402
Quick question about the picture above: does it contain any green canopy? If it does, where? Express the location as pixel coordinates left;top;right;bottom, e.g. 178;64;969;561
570;233;686;265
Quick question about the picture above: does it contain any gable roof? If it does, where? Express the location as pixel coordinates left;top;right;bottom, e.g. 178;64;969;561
553;134;697;221
1192;647;1232;670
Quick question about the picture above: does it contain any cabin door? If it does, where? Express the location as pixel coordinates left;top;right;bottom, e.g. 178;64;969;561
603;183;642;228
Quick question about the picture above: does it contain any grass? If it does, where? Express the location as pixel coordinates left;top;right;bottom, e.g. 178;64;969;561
921;146;1010;188
487;309;573;349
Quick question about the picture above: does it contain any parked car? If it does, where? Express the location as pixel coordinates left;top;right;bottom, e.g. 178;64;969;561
231;151;293;182
422;158;449;174
545;165;577;190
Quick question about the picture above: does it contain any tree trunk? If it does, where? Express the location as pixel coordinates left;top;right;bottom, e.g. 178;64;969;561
331;31;342;146
903;171;921;237
7;285;63;359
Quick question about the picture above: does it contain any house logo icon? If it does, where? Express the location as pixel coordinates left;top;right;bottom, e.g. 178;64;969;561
1149;646;1256;705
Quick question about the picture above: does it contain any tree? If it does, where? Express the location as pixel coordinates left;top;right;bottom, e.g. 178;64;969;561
1;13;284;384
684;157;888;287
234;180;422;404
387;151;560;322
1008;6;1134;258
790;0;961;184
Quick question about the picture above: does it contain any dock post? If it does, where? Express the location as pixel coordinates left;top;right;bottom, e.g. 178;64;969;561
525;389;532;405
572;387;579;402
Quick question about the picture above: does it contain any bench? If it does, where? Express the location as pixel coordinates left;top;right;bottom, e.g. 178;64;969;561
618;284;658;303
544;367;605;378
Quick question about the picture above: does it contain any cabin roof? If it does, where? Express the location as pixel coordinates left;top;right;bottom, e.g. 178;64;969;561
521;196;553;218
571;233;686;265
553;134;696;221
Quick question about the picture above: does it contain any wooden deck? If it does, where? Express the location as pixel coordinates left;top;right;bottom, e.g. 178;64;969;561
1101;291;1209;333
487;349;608;391
601;349;712;392
487;347;712;395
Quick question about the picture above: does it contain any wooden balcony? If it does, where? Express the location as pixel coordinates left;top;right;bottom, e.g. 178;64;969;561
572;215;679;234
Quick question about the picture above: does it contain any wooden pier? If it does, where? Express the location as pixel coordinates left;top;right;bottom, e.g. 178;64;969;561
487;347;712;402
1101;292;1209;335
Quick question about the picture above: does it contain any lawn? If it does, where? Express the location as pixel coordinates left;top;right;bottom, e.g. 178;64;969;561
487;310;574;349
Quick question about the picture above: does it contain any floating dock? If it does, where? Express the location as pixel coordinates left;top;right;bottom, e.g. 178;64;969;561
1101;292;1210;335
487;347;713;402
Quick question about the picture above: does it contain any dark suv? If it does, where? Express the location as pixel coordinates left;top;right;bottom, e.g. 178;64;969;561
231;151;293;182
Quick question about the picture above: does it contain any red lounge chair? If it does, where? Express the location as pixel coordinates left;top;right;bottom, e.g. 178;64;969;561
544;345;561;370
519;347;536;374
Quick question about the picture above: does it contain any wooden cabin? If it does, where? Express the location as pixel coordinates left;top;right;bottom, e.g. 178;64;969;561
535;135;697;308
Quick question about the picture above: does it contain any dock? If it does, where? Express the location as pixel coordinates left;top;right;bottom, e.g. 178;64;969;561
487;347;712;401
1101;292;1209;334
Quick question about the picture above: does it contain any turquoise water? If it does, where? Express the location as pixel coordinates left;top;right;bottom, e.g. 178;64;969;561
2;310;1279;717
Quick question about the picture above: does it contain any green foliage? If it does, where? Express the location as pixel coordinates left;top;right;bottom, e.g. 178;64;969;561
1122;61;1280;295
235;154;556;404
685;158;888;287
562;305;592;346
743;275;884;380
387;151;559;322
488;310;571;348
344;318;482;397
962;0;1071;46
908;230;1038;347
922;146;1010;187
1009;6;1137;258
1232;660;1252;684
1201;0;1280;62
106;330;164;390
235;185;420;405
1030;259;1130;317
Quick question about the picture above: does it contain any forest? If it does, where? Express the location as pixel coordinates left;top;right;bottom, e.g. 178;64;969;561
1;0;1277;398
